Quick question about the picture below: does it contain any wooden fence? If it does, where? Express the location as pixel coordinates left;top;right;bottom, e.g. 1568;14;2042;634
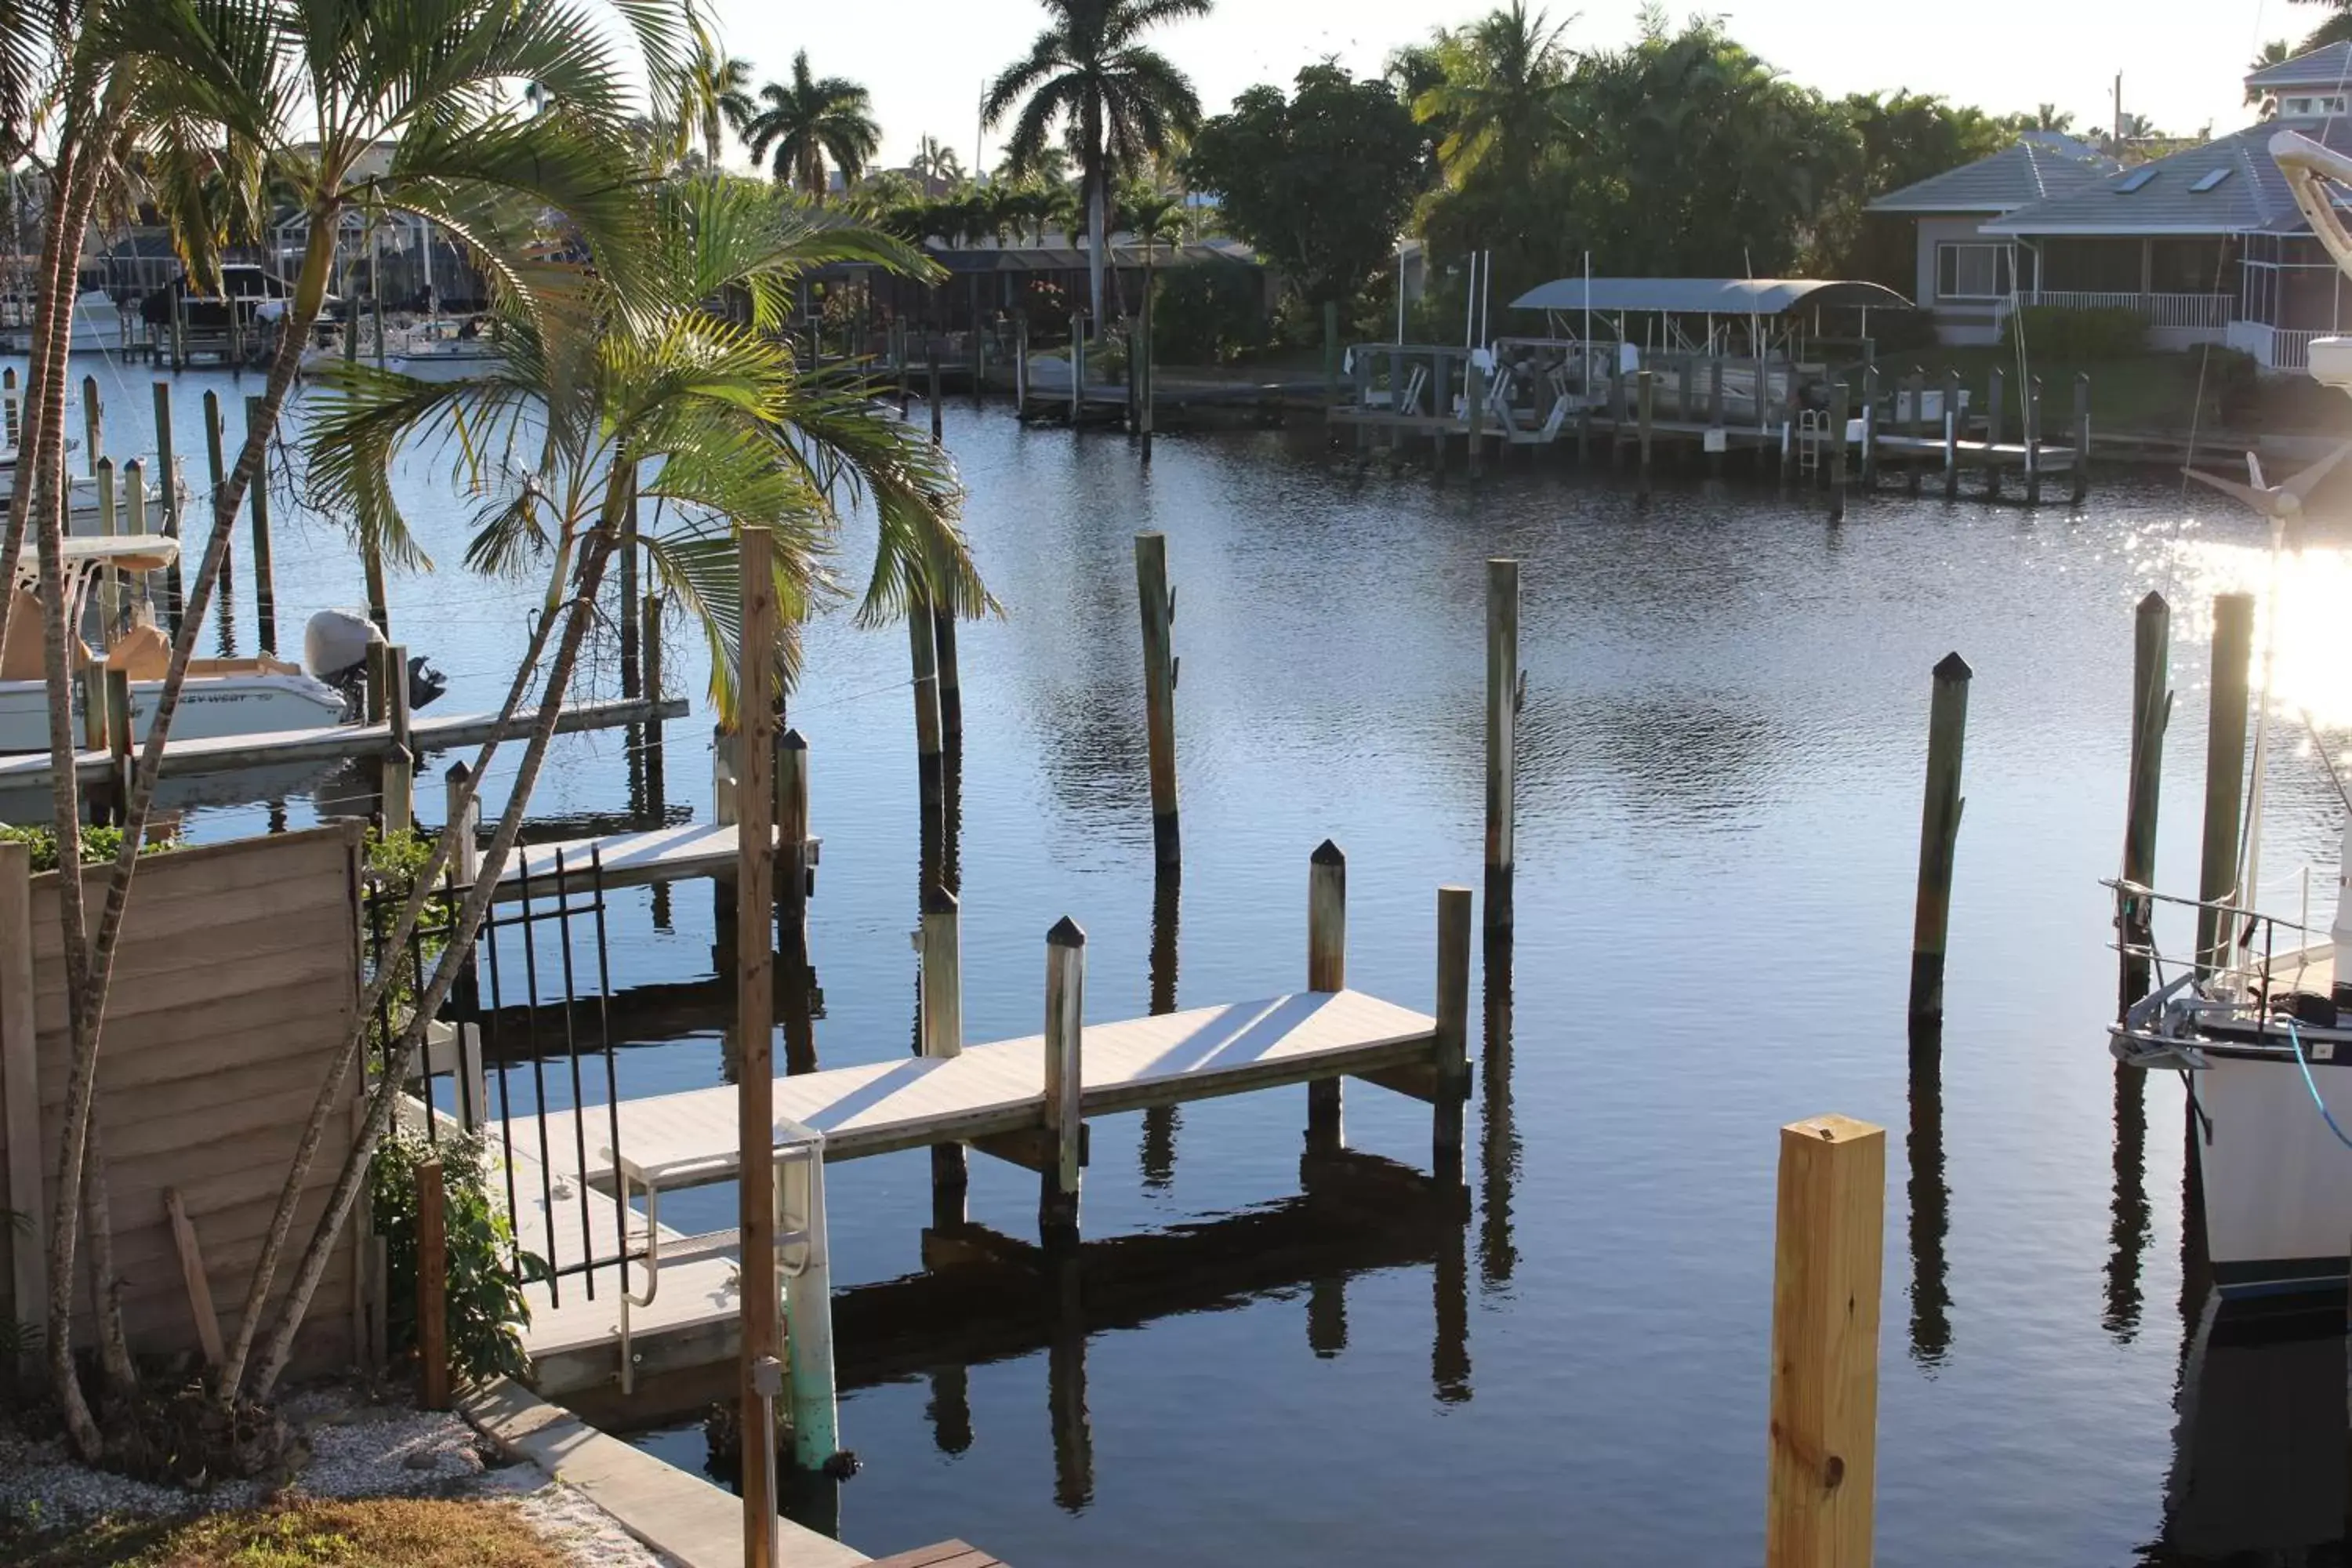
0;822;368;1373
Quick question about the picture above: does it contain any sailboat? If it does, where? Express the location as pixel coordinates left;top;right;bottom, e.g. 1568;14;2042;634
2107;127;2352;1304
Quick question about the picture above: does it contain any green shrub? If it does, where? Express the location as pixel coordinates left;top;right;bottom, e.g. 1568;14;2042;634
369;1127;545;1386
2005;305;2146;359
1152;260;1269;364
0;822;176;872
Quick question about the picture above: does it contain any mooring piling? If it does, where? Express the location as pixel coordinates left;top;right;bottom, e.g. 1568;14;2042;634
909;604;946;877
1828;381;1849;523
642;593;666;801
2120;593;2171;1012
1635;368;1655;499
1134;532;1181;877
1984;367;2004;499
2195;593;2255;975
1434;885;1472;1187
1041;915;1087;1242
2024;377;2044;506
1467;361;1486;480
1940;369;1960;501
95;459;119;641
1014;316;1030;419
732;526;781;1568
932;602;963;750
153;384;180;627
1305;840;1347;1157
1763;1114;1884;1568
104;667;132;826
1486;558;1519;938
444;763;482;884
82;373;100;475
243;395;277;653
619;474;640;699
383;643;414;833
928;347;943;445
1860;362;1879;488
921;884;967;1227
776;728;814;1077
201;389;227;572
2071;373;2091;506
1909;652;1971;1034
2;365;16;448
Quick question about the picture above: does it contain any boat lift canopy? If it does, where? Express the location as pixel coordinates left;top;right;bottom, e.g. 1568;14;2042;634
1508;278;1915;315
12;534;180;591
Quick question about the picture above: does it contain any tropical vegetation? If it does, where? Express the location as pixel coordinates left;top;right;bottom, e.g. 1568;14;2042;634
741;49;881;198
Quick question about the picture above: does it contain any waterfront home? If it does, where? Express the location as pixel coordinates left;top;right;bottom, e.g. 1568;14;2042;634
1870;43;2352;370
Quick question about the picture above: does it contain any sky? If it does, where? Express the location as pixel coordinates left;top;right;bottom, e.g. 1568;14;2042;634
706;0;2296;173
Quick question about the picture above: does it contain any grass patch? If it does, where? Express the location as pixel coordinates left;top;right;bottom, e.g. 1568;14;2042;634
9;1497;564;1568
1878;345;2347;436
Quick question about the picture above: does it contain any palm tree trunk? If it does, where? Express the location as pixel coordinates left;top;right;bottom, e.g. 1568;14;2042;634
0;128;76;661
249;488;633;1399
1087;174;1107;334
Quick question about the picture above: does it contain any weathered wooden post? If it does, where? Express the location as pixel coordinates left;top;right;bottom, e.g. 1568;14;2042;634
733;526;780;1568
105;667;133;826
928;346;943;444
1940;368;1960;502
775;728;813;1076
154;383;183;630
417;1157;450;1411
94;459;118;633
1139;278;1156;466
1677;354;1696;434
921;884;967;1229
82;372;100;475
242;395;277;653
933;603;962;750
1434;885;1472;1185
1486;557;1518;938
1305;840;1347;1156
2070;373;2091;505
1014;315;1030;419
201;389;230;581
0;838;45;1374
908;604;946;875
618;473;640;699
1041;916;1086;1240
1828;380;1849;523
383;643;413;833
1636;368;1655;498
2;365;16;448
1903;370;1922;497
1985;365;2005;499
1764;1114;1884;1568
1859;361;1879;488
2120;593;2170;1012
2196;593;2255;975
2024;376;2044;506
1134;532;1180;877
444;763;482;885
642;593;666;802
122;460;148;607
1909;653;1970;1033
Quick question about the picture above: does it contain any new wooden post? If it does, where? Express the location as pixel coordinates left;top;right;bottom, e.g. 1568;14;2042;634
921;884;967;1228
1635;368;1655;499
242;395;277;653
1041;916;1087;1240
0;839;45;1373
1828;380;1849;523
1305;840;1346;1156
82;372;100;475
1940;368;1960;501
2196;593;2255;975
2120;593;2170;1011
735;528;781;1568
417;1158;449;1410
1909;653;1971;1032
154;382;183;630
1434;885;1472;1184
1134;532;1180;877
1764;1115;1885;1568
1486;558;1519;938
2070;372;2091;506
1984;366;2004;499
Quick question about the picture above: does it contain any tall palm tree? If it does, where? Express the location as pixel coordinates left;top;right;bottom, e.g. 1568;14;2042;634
742;50;880;199
985;0;1210;334
105;0;676;1418
677;26;757;167
910;133;964;188
1414;2;1573;188
2029;103;2074;132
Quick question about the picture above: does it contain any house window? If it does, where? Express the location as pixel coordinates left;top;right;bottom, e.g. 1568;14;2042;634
1936;241;2015;301
2283;94;2348;116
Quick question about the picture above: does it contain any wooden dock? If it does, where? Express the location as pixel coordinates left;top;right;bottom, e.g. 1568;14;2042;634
488;822;818;902
0;695;684;788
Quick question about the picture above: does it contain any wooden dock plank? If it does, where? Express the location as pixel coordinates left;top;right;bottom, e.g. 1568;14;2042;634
499;989;1438;1191
0;696;685;786
866;1544;1007;1568
489;823;819;901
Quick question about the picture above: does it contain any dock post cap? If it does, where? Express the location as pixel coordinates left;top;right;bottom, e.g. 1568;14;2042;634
446;760;469;782
1782;1113;1882;1145
922;884;959;915
1046;915;1087;948
2136;590;2168;613
1932;651;1972;682
780;728;808;752
1310;838;1345;866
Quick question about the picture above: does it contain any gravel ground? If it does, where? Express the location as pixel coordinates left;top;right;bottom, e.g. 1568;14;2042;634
0;1385;675;1566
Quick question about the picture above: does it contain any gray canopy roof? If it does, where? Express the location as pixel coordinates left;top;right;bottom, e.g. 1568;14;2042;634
1508;278;1915;314
1867;135;2117;214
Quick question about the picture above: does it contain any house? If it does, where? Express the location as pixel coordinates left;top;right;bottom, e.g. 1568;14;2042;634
1866;132;2115;342
1868;42;2352;371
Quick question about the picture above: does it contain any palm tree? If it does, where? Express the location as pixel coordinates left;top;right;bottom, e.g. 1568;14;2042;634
985;0;1210;334
249;175;984;1396
103;0;673;1419
2029;103;2074;132
910;134;964;189
1414;2;1574;187
742;50;881;199
677;26;757;167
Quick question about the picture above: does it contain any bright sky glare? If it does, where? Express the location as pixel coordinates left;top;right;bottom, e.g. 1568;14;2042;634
706;0;2290;172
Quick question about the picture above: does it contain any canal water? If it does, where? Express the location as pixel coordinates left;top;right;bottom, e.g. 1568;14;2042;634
60;364;2352;1563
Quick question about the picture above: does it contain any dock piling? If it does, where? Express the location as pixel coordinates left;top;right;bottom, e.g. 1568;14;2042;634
1014;317;1029;419
1485;558;1519;938
1828;381;1849;523
775;729;813;1076
2120;593;2170;1013
1860;363;1878;488
1636;370;1654;498
243;395;277;653
1985;367;2004;499
1041;916;1087;1240
2024;377;2044;506
1467;361;1486;481
417;1158;450;1411
733;527;780;1568
908;606;946;876
154;383;183;626
122;460;148;608
2;365;16;448
1940;370;1959;501
383;643;413;833
104;667;132;825
201;389;229;575
1903;370;1922;498
1434;886;1472;1186
1764;1115;1884;1568
1908;653;1971;1034
642;593;666;800
921;885;967;1228
2071;373;2091;505
82;373;99;475
928;347;942;445
445;763;481;884
95;459;118;638
1305;840;1346;1156
2195;593;2255;975
1134;532;1181;877
932;603;962;750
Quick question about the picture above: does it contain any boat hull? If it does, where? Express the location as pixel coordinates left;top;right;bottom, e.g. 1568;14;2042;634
0;673;344;753
2191;1045;2352;1299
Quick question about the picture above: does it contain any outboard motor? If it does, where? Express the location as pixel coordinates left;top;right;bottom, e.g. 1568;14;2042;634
304;608;447;717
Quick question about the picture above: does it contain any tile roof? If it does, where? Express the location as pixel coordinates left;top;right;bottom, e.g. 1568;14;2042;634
1983;118;2352;235
2246;41;2352;91
1867;136;2118;214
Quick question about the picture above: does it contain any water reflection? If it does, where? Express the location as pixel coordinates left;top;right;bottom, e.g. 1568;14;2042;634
2105;1064;2149;1341
1478;930;1519;1292
1140;875;1179;1191
1906;1029;1951;1367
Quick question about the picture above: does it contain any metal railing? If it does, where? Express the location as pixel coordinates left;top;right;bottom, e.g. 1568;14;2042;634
2013;290;2233;328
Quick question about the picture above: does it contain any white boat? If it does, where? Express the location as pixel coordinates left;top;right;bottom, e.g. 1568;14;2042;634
390;318;502;377
67;289;129;353
2;535;347;753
